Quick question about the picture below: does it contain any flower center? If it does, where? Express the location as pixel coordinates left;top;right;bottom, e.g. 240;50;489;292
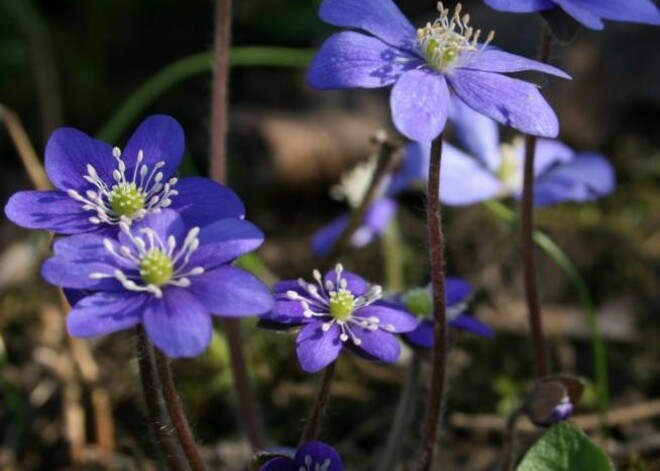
329;289;355;321
67;147;179;226
496;138;524;193
403;287;433;318
416;2;494;72
109;182;146;217
139;248;174;286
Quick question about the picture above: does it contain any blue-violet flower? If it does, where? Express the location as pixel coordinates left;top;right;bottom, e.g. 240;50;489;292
308;0;570;141
484;0;660;30
41;209;273;357
403;277;494;349
259;441;343;471
260;264;418;373
5;115;244;235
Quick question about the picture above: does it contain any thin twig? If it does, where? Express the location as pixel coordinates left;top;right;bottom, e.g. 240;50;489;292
521;27;553;380
154;350;207;471
299;361;337;444
0;104;50;190
135;327;187;471
418;135;448;471
500;406;523;471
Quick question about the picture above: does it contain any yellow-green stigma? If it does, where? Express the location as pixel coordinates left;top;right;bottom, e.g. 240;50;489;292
329;290;355;321
403;288;433;318
139;248;174;286
109;182;146;218
496;138;524;192
416;2;494;72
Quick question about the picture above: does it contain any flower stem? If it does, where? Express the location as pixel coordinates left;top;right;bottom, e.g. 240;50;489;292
299;361;337;444
521;26;553;380
135;327;187;471
418;135;448;471
209;0;267;450
379;354;422;471
320;132;400;271
154;350;207;471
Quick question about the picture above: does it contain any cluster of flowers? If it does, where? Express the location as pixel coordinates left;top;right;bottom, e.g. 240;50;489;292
5;0;658;467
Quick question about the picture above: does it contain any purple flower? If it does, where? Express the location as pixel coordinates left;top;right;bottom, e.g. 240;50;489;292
403;278;494;349
523;375;585;426
308;0;570;141
260;264;418;373
405;101;616;206
5;115;244;235
259;441;343;471
41;209;273;358
484;0;660;30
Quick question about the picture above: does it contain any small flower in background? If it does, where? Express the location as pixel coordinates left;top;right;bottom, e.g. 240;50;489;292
41;209;273;358
308;0;569;141
260;264;418;373
523;375;585;426
5;115;244;235
258;441;343;471
402;277;494;349
483;0;660;30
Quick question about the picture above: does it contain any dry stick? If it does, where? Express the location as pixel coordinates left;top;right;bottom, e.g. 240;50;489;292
521;26;553;381
0;104;50;191
155;350;207;471
299;135;401;444
135;327;187;471
209;0;267;451
418;135;448;471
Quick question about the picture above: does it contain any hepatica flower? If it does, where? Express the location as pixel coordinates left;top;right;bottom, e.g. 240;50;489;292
308;0;570;141
41;209;273;358
437;101;615;206
260;264;417;373
403;277;494;349
259;441;343;471
5;115;244;235
484;0;660;30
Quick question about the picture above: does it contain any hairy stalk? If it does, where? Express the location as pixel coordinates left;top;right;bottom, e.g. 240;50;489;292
418;135;448;471
500;406;523;471
320;132;400;271
379;354;422;471
154;350;207;471
210;0;266;450
135;327;186;471
299;361;337;444
521;27;553;379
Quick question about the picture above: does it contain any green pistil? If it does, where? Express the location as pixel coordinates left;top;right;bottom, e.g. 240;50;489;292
109;183;146;217
139;249;174;286
329;290;355;321
403;288;433;319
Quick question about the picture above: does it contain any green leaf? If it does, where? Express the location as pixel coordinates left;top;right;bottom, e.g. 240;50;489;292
516;423;614;471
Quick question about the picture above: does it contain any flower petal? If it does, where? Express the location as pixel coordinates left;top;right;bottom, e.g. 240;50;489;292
5;190;92;234
296;322;342;373
404;321;433;349
355;303;418;333
565;0;660;25
190;219;264;270
260;457;298;471
121;115;184;180
120;209;186;248
45;128;115;191
446;277;472;307
390;69;450;141
295;442;343;471
534;152;615;206
308;32;419;90
449;314;495;337
449;98;501;170
448;69;559;138
440;143;502;206
351;327;401;363
319;0;417;49
387;141;430;194
311;214;350;257
484;0;556;13
533;139;575;175
323;269;368;296
466;49;570;79
142;288;212;358
553;0;604;29
187;266;273;317
259;299;310;326
170;177;245;226
67;292;146;337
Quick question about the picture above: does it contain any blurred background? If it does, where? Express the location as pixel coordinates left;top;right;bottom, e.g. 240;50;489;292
0;0;659;469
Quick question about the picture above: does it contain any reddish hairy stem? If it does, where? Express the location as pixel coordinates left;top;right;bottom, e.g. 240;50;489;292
418;135;448;471
299;361;337;445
